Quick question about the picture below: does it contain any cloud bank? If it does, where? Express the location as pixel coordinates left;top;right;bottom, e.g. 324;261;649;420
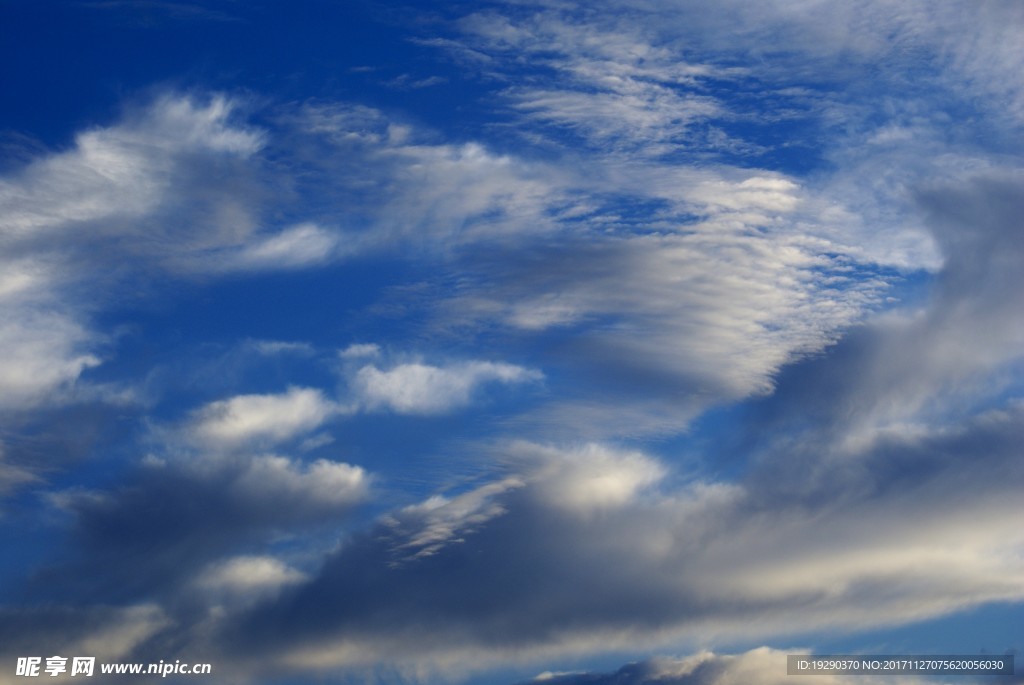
0;1;1021;683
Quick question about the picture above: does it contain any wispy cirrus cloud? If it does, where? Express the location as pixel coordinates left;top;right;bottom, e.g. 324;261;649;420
455;9;729;155
211;222;345;271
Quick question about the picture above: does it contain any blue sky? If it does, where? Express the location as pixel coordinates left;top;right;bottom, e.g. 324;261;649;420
1;1;1022;684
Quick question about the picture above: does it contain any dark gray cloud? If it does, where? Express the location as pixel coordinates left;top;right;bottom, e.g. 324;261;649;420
0;603;169;685
198;397;1022;674
734;172;1024;472
0;444;366;683
26;449;365;608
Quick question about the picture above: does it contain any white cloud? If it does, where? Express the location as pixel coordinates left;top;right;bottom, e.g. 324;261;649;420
288;102;574;248
230;455;367;509
338;343;381;359
441;1;993;276
0;258;50;299
381;478;524;564
191;387;338;447
0;93;261;240
2;2;1021;679
705;0;1024;121
0;94;271;411
511;86;720;154
353;361;542;414
508;441;665;513
0;308;100;410
260;98;905;440
248;339;315;356
142;93;262;154
456;10;729;154
0;449;38;500
0;254;99;413
438;225;886;438
196;555;307;595
218;222;343;271
299;433;335;452
283;95;913;438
